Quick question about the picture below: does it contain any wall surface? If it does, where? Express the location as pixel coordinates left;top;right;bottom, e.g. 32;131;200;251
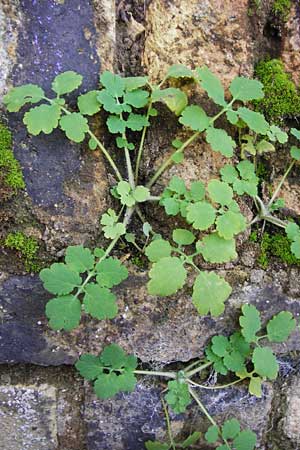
0;0;300;449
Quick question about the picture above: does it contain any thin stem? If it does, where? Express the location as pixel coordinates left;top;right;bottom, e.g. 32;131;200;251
189;388;231;450
268;160;295;207
87;130;123;182
135;101;152;184
134;370;176;379
162;399;176;450
183;359;205;374
146;132;199;188
187;377;245;390
185;361;212;378
124;145;135;189
260;215;288;229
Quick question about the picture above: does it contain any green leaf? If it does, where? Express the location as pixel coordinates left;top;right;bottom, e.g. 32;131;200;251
60;112;89;142
169;176;187;194
65;245;95;272
106;115;126;134
145;239;172;262
196;66;226;106
237;107;269;134
267;311;296;342
172;139;183;149
239;304;261;343
166;64;194;79
211;335;230;357
171;151;184;163
230;76;264;101
97;90;123;114
226;109;239;125
223;350;245;372
290;146;300;161
232;430;257;450
190;181;205;201
205;425;219;443
267;125;288;144
124;90;149;108
192;271;232;316
152;88;188;115
291;239;300;258
100;209;126;239
220;165;239;184
96;257;128;288
165;380;191;413
78;90;101;115
126;113;150;131
249;376;262;397
83;284;118;319
198;233;237;263
230;332;251;357
173;228;195;245
145;441;170;450
206;127;236;157
123;76;148;92
52;71;82;95
133;185;150;202
286;222;300;241
23;104;61;135
222;419;240;440
3;84;45;112
208;179;233;206
45;295;81;331
291;127;300;140
179;105;210;131
40;263;81;295
256;139;275;155
216;210;247;240
75;354;103;380
148;257;187;296
181;431;201;448
205;346;228;375
88;138;98;150
100;71;125;97
161;197;180;216
253;346;278;379
186;201;216;231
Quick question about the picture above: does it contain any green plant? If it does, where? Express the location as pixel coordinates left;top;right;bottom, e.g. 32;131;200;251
0;122;25;191
254;59;300;122
4;64;300;447
4;231;39;272
257;231;300;268
76;305;296;449
272;0;291;21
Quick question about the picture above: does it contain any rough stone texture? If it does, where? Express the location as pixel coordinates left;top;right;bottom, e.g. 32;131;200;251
282;1;300;84
283;376;300;443
143;0;255;84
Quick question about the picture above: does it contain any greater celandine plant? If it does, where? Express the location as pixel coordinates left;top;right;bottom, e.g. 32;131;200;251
4;64;299;449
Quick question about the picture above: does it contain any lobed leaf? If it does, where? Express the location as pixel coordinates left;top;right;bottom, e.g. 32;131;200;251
206;127;236;157
3;84;45;112
100;71;125;97
40;263;81;295
152;88;188;115
60;112;89;142
196;66;226;106
237;107;269;135
166;64;194;79
23;104;61;135
83;284;118;320
172;228;195;245
65;245;95;273
148;257;187;296
267;311;296;342
230;77;264;101
198;233;237;263
179;105;210;131
78;90;101;115
207;179;233;206
52;71;82;95
192;271;232;316
96;257;128;288
145;239;172;262
239;304;261;343
46;295;81;331
165;380;191;413
186;201;216;231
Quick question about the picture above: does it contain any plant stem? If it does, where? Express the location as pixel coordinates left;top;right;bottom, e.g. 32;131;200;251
146;131;199;188
185;361;212;378
183;359;205;373
268;160;295;208
162;399;176;450
187;377;245;390
188;388;231;450
124;145;135;189
135;101;152;184
134;369;176;379
87;130;123;182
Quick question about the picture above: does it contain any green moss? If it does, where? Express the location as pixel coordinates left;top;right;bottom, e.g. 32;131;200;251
254;59;300;123
272;0;291;21
0;123;25;190
257;232;300;268
4;231;40;272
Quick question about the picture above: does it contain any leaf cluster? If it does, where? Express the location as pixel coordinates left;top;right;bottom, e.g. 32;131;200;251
206;305;296;397
40;245;128;330
205;419;256;450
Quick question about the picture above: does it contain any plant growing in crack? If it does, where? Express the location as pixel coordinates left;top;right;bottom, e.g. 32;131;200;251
4;64;299;447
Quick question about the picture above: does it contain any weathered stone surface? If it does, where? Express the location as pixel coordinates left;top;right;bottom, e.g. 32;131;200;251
282;376;300;443
282;2;300;84
0;384;57;450
143;0;255;84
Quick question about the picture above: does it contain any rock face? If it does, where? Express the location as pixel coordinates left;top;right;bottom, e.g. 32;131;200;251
0;0;300;449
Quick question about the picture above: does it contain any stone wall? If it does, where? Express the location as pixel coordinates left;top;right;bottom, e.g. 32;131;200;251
0;0;300;449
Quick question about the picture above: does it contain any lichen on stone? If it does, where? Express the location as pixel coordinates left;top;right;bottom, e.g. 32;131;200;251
254;58;300;123
256;231;300;268
4;231;40;272
0;122;25;192
272;0;291;21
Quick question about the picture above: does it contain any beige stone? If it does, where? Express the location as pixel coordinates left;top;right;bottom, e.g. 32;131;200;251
143;0;254;85
282;3;300;85
283;376;300;442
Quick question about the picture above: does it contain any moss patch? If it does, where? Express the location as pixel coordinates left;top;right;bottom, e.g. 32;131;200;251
4;231;40;272
0;123;25;195
256;231;300;268
272;0;291;21
254;59;300;123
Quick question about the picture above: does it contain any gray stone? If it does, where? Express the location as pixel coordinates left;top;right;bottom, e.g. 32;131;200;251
0;384;57;450
283;376;300;444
